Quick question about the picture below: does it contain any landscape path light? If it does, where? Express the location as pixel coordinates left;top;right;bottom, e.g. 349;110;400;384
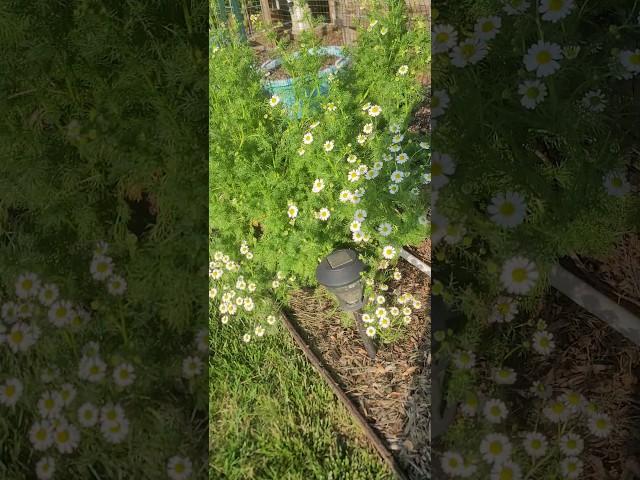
316;249;377;359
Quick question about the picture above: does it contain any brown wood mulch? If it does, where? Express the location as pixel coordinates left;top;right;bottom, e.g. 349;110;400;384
531;291;640;480
287;239;430;480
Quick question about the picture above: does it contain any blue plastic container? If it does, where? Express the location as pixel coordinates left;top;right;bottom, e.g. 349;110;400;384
260;46;349;117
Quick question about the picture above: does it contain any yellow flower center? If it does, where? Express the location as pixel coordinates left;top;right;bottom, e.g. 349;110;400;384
36;430;47;441
531;439;541;449
462;44;477;58
612;177;622;187
436;32;449;43
567;439;576;448
5;385;15;397
448;458;459;468
45;399;54;409
526;87;540;99
432;96;440;108
549;0;563;11
596;418;607;429
552;402;565;414
97;263;108;272
499;202;516;215
90;366;100;375
10;331;23;344
489;442;503;454
57;430;69;443
500;469;514;480
511;267;527;283
22;279;33;290
490;405;501;416
432;163;443;176
56;307;66;317
631;53;640;65
482;22;494;33
176;464;185;473
536;51;552;64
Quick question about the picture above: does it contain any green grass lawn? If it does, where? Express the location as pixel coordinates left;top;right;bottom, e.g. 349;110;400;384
209;316;393;480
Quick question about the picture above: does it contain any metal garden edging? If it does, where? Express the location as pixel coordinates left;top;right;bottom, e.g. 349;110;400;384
549;263;640;347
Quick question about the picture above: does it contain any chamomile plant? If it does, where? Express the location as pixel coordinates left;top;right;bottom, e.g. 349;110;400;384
432;1;637;477
210;0;429;342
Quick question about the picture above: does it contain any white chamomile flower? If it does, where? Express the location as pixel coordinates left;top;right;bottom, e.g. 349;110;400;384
474;16;501;41
483;398;508;424
0;378;23;407
7;322;36;352
461;392;479;416
362;313;374;323
79;355;107;383
48;300;74;327
493;367;517;385
269;95;280;107
488;191;527;227
339;190;353;203
183;356;203;378
524;41;562;77
368;105;382;117
349;221;362;233
560;391;585;413
353;209;367;222
90;255;114;281
518;79;547;109
53;421;80;454
503;0;530;15
388;184;399;194
540;0;574;22
388;144;401;153
38;284;60;306
603;170;631;197
167;455;193;480
101;403;126;424
363;122;374;134
441;451;465;476
1;301;19;324
365;325;376;337
491;461;522;480
101;417;129;444
431;152;455;189
581;89;606;112
303;132;314;144
489;297;518;323
560;457;583;479
113;363;136;387
379;317;391;329
77;402;99;427
543;399;571;423
36;456;55;480
253;324;265;338
107;275;127;295
431;90;449;118
382;245;397;259
378;222;393;237
433;24;458;54
352;231;365;243
522;432;547;458
298;147;305;156
348;170;361;182
287;204;299;219
397;65;409;76
451;38;488;67
266;314;277;325
30;420;53;451
620;49;640;74
324;140;335;152
312;178;325;193
480;433;512;464
532;330;555;355
317;208;331;221
390;170;405;183
392;134;404;144
59;383;76;406
559;433;583;456
453;350;476;369
16;272;40;299
374;307;387;319
347;154;358;164
588;412;612;438
500;256;538;295
396;152;409;164
242;334;251;343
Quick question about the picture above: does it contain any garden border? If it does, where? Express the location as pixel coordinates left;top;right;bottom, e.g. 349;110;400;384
549;263;640;346
279;310;411;480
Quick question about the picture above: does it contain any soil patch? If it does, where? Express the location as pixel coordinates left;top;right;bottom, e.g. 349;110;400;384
533;292;640;479
287;238;430;479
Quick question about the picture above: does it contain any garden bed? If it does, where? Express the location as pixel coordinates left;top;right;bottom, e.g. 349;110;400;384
531;292;640;479
286;239;430;480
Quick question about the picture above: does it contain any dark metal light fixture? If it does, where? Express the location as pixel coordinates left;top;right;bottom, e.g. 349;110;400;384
316;249;377;359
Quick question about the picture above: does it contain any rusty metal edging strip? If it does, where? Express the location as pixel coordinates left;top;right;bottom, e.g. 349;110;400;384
278;312;411;480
